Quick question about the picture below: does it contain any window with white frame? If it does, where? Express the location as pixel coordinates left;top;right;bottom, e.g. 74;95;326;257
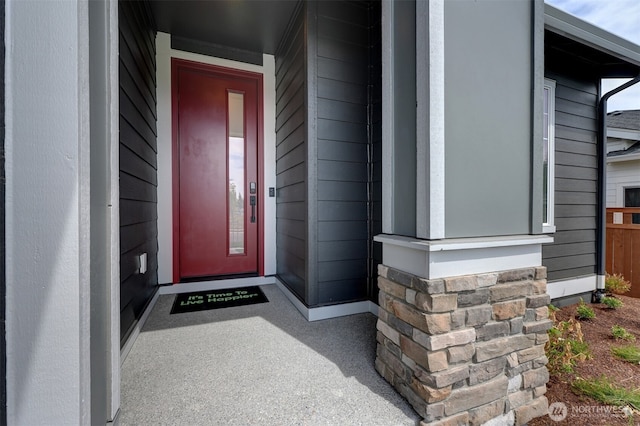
543;79;556;232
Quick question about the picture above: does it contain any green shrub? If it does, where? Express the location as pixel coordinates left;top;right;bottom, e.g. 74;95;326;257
576;299;596;320
606;273;631;295
612;325;636;342
612;345;640;364
572;376;640;410
602;296;624;310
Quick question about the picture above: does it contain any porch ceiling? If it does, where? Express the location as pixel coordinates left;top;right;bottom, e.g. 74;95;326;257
149;0;299;55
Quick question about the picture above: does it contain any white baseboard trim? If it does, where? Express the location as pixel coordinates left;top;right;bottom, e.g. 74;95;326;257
159;275;276;295
275;278;378;321
547;275;597;300
120;289;160;365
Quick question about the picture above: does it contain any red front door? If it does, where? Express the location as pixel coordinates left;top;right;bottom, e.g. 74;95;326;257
172;59;262;281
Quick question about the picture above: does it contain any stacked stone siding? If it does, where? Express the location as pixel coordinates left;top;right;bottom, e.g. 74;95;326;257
375;265;551;426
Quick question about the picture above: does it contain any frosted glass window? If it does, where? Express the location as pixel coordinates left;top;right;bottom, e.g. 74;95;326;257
228;92;245;254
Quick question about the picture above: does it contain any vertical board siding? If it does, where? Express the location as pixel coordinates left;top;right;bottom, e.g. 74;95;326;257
314;1;372;305
119;0;158;344
275;4;307;302
543;49;599;283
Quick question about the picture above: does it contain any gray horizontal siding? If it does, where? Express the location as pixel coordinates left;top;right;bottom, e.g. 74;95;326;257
275;1;380;306
276;3;307;303
119;0;158;344
543;55;599;282
313;0;371;305
369;0;382;302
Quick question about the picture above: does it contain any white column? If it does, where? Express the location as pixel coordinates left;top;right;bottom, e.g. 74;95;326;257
6;0;92;423
416;0;445;240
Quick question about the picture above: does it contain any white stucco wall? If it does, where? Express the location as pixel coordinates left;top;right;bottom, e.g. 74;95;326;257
607;159;640;207
5;0;91;423
156;32;277;284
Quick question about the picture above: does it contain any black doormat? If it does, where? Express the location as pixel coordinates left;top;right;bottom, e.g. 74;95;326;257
170;286;269;314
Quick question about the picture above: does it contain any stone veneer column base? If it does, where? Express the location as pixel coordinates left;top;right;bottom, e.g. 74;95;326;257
375;265;551;426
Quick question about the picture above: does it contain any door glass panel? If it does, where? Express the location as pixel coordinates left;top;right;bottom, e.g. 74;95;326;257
228;92;245;255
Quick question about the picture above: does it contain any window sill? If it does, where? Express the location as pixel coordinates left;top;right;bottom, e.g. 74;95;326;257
542;224;556;233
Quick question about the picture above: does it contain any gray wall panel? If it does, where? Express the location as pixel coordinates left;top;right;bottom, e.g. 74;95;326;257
543;242;595;258
319;259;367;282
317;118;367;143
276;218;306;240
312;0;374;306
318;57;368;84
318;221;368;241
317;160;367;182
275;126;305;161
317;98;367;123
318;279;367;304
317;78;368;104
317;140;368;162
277;182;306;203
276;4;308;303
317;181;368;201
275;1;380;307
119;0;158;344
276;162;305;188
318;240;368;262
548;267;596;282
369;0;382;302
444;0;532;238
318;201;367;221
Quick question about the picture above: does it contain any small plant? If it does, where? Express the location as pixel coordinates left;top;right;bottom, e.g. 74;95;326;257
603;296;624;309
546;314;591;374
576;298;596;320
572;375;640;410
612;345;640;364
606;273;631;295
612;325;636;342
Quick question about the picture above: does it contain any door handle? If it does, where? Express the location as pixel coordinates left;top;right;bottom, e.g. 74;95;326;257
250;195;256;223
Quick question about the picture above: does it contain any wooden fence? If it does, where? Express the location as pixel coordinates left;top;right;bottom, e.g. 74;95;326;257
606;208;640;298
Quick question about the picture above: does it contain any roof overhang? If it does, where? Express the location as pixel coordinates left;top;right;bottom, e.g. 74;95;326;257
545;3;640;77
607;153;640;163
149;1;299;57
608;127;640;141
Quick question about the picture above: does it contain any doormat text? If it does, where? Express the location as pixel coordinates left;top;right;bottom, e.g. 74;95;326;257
170;286;268;314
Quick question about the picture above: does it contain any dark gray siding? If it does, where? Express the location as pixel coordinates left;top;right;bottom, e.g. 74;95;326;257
314;1;371;305
276;3;307;302
368;1;382;302
275;1;380;307
119;0;158;344
0;1;5;420
543;42;599;282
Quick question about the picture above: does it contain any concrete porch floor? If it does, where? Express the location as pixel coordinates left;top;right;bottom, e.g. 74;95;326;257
120;284;421;425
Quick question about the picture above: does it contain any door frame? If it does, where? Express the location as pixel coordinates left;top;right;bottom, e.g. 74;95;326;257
171;58;265;283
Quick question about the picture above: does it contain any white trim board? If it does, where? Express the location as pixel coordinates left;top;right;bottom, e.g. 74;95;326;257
416;0;445;240
155;32;278;284
547;275;597;300
375;234;553;279
275;279;378;321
